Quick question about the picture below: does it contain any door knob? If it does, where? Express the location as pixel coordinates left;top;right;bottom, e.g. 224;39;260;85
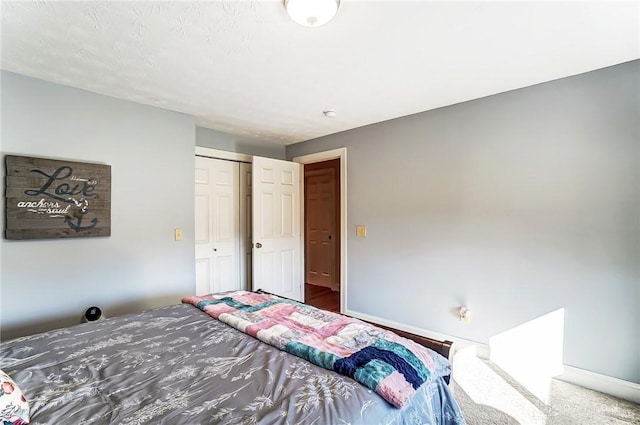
255;242;262;249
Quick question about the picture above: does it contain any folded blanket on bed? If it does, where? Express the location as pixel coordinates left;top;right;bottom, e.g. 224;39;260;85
182;290;451;408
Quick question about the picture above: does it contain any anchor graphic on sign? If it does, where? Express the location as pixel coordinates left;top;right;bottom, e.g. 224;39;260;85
64;211;98;232
64;198;98;232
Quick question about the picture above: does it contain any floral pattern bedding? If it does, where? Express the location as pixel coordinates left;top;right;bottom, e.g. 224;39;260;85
0;303;466;425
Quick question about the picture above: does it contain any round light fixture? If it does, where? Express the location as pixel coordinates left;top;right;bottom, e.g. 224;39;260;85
285;0;340;27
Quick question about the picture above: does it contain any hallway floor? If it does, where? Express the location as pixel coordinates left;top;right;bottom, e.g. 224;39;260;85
304;283;339;313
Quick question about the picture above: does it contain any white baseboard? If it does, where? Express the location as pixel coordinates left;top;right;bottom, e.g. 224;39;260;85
474;343;491;360
558;365;640;404
343;309;639;404
343;308;489;361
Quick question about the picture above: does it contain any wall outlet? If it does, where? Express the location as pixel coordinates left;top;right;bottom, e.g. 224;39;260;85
459;306;471;323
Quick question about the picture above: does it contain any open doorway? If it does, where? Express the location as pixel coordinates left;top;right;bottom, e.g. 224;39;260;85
304;159;340;312
294;147;347;313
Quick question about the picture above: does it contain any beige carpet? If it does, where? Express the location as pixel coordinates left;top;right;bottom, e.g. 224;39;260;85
449;350;640;425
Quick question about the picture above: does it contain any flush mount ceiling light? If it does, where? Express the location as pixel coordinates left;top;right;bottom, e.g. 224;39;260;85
285;0;340;27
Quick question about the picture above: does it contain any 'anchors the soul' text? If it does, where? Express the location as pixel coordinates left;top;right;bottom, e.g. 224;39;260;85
16;198;71;215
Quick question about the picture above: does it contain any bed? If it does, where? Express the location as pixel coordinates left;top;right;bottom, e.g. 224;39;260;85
0;290;466;425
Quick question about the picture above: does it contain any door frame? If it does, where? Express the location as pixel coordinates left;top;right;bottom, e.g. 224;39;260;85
194;146;347;311
195;146;252;163
293;148;347;313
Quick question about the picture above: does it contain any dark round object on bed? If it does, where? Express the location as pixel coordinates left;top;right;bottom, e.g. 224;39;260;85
82;306;104;323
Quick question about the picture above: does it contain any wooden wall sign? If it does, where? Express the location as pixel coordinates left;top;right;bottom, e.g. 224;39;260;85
5;155;111;240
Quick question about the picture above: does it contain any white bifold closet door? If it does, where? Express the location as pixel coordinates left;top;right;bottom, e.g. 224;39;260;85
195;156;241;295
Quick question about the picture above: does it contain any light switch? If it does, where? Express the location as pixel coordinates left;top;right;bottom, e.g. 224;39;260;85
174;228;183;241
356;225;367;238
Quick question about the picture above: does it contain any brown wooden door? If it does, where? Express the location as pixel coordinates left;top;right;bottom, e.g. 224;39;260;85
304;159;340;290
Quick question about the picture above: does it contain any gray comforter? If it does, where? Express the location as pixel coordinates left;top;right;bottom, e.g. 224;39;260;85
0;303;466;424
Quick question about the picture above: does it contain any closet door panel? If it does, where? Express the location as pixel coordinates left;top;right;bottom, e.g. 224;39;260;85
195;156;241;295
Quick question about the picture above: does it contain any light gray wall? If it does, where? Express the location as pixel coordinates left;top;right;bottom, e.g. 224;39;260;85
196;127;286;159
287;61;640;383
1;71;196;339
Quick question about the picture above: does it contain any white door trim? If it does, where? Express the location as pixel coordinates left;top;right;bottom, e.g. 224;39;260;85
195;146;252;163
293;148;347;313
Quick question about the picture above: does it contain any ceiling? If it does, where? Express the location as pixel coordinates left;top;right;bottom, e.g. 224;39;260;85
1;1;638;146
